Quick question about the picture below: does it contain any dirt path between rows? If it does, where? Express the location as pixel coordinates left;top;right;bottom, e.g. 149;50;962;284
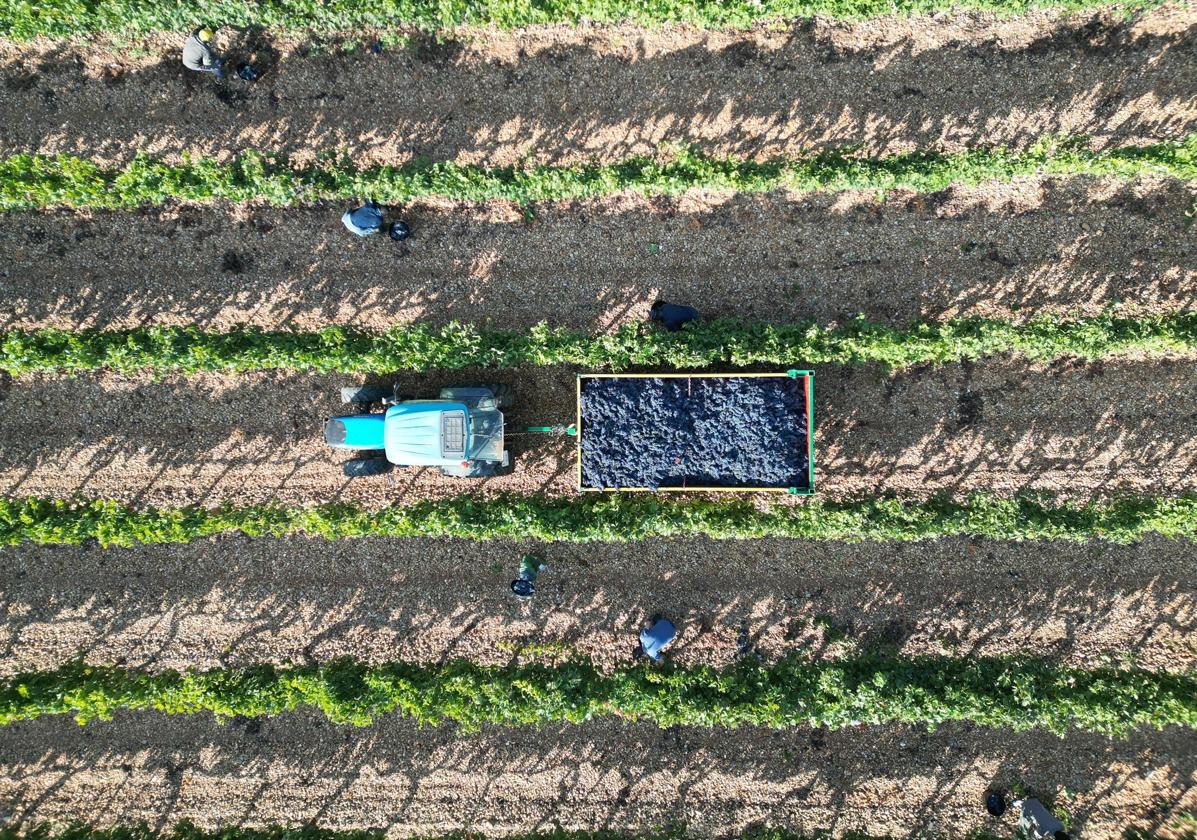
0;357;1194;507
2;7;1195;166
4;177;1194;333
2;534;1193;676
1;711;1193;839
0;356;1192;507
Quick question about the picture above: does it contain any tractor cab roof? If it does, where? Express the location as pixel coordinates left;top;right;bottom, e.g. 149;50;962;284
383;401;470;466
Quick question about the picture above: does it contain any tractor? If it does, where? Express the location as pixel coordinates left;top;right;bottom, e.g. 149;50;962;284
324;383;513;478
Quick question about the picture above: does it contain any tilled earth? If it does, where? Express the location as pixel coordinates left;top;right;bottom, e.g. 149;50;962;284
1;711;1194;839
0;358;1194;507
1;6;1195;166
2;175;1195;333
1;535;1194;676
4;8;1197;840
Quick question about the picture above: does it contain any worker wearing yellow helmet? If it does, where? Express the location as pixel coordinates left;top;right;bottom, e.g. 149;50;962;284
182;26;224;77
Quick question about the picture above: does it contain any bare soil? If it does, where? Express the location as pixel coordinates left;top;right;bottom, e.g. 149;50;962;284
3;9;1196;840
1;711;1194;839
1;534;1194;676
1;7;1195;166
0;358;1194;507
2;177;1194;333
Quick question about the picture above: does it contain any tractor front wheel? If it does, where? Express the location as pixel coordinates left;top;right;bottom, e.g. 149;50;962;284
343;457;392;478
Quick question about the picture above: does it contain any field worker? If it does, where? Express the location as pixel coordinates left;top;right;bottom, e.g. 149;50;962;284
343;202;412;241
633;615;676;661
510;554;546;599
182;28;224;77
649;300;699;332
342;201;385;237
1014;798;1070;840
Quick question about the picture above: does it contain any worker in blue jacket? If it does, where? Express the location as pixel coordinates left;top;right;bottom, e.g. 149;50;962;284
342;202;384;236
342;201;411;241
634;615;677;661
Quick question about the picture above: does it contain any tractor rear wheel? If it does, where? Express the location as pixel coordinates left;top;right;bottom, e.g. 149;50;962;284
343;457;392;478
341;385;391;405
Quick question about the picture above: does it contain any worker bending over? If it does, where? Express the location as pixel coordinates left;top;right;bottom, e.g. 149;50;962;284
182;28;224;77
510;555;546;599
342;201;411;241
634;615;677;661
649;301;699;332
1016;798;1070;840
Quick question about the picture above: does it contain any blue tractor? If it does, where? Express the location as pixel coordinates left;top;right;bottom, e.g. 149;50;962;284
324;383;513;478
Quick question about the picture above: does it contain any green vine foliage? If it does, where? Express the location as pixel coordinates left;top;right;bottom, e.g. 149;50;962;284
3;313;1197;375
4;493;1197;548
3;653;1194;736
2;136;1194;210
0;0;1165;39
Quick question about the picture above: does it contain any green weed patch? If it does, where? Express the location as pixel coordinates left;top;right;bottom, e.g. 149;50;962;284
0;0;1165;39
2;137;1194;211
3;653;1194;736
4;493;1197;548
4;313;1197;376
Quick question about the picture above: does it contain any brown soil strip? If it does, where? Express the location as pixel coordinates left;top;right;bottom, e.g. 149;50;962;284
0;357;1194;507
1;534;1194;676
0;711;1193;838
2;7;1195;166
3;177;1194;333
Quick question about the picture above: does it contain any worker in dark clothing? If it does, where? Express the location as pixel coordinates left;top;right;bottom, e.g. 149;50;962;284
510;554;545;599
649;301;699;332
1015;798;1070;840
633;615;676;661
182;28;224;77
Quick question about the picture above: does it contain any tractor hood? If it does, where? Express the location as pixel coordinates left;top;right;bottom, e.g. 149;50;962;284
384;402;470;466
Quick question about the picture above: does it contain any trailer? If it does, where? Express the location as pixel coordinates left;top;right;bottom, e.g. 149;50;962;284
575;370;814;493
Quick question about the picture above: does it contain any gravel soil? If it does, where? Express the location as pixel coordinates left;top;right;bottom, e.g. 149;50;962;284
1;534;1194;676
0;711;1193;839
1;7;1195;166
0;358;1194;507
2;177;1193;333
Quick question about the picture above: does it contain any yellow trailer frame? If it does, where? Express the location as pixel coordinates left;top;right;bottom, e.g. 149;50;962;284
576;370;815;494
